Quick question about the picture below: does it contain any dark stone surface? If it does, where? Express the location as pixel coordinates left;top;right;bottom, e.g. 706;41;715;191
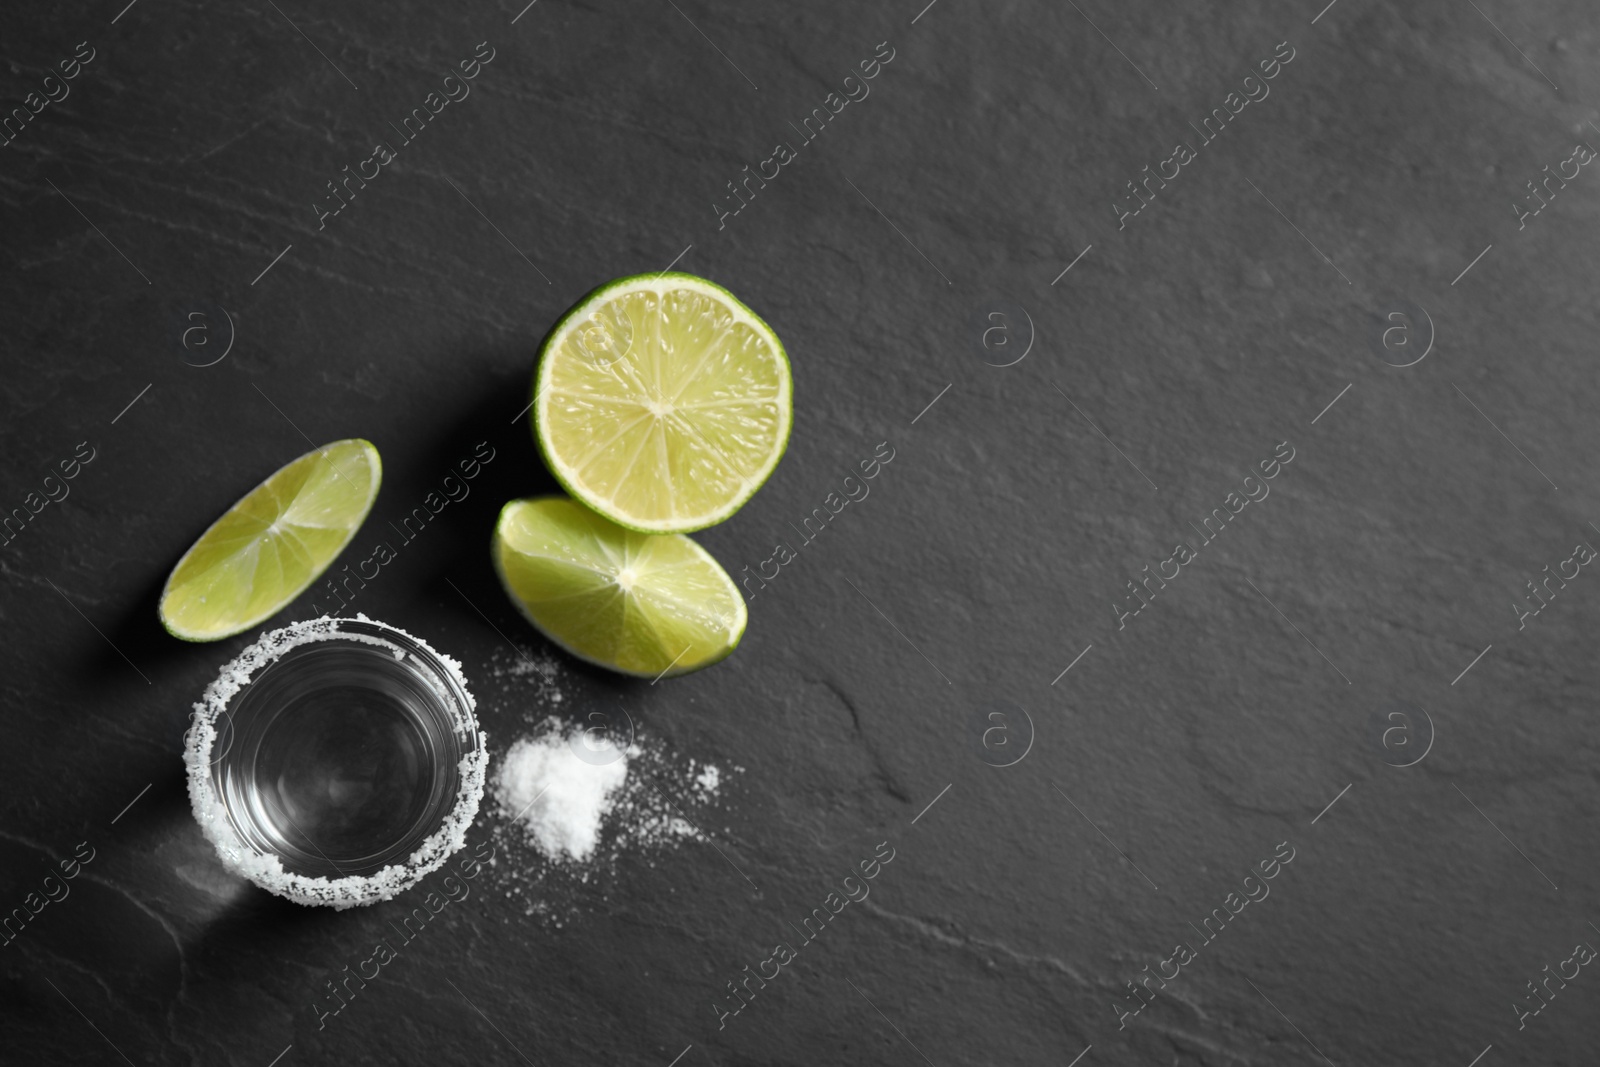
3;0;1599;1063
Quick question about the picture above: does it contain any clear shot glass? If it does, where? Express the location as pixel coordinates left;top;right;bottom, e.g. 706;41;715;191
185;616;487;909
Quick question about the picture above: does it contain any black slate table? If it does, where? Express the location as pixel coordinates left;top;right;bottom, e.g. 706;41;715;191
4;0;1599;1064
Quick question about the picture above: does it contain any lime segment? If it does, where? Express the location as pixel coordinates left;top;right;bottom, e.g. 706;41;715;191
534;273;791;533
493;496;746;678
160;439;381;641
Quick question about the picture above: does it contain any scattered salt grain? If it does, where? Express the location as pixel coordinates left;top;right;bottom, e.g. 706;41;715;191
489;719;731;870
487;646;565;705
480;663;737;922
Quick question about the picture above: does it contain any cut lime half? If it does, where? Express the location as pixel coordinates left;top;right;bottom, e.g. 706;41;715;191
533;272;791;533
492;496;746;678
160;439;381;641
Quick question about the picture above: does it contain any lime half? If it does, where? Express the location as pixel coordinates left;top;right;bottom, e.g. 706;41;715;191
534;272;791;533
160;439;381;641
493;496;746;678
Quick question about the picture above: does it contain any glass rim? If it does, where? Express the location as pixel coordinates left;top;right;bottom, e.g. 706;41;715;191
184;614;488;910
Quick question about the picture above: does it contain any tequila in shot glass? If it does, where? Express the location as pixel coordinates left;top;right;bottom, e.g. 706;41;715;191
185;616;487;909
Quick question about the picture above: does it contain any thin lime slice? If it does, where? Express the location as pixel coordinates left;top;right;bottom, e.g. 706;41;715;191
534;272;791;533
160;439;381;641
492;496;747;678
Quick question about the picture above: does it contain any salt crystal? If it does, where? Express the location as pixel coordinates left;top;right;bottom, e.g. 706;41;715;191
495;721;630;862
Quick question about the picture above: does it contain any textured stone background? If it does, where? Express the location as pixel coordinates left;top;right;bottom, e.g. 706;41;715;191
2;0;1598;1064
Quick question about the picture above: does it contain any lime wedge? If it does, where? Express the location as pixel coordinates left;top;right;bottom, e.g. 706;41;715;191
160;439;381;641
533;272;791;533
492;496;747;678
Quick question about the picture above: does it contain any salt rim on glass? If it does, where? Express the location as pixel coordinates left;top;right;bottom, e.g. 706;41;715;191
183;614;488;910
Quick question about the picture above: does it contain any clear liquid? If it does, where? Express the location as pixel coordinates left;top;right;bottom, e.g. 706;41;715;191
213;639;467;879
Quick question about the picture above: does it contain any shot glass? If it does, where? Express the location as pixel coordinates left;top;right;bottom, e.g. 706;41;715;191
185;615;487;909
